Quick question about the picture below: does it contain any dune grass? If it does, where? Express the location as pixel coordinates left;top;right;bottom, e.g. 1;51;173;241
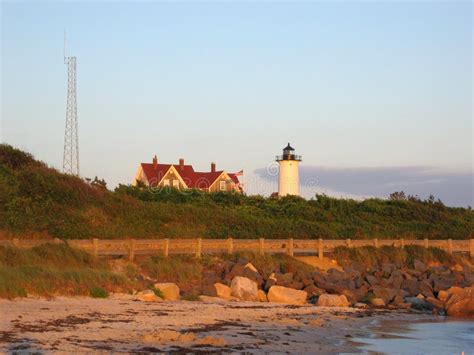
0;244;132;299
332;245;456;268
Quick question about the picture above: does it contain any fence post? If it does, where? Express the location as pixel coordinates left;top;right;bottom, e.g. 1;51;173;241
447;238;453;255
92;238;99;257
346;239;352;248
374;238;378;248
470;239;474;258
288;238;294;257
128;239;135;261
400;238;404;249
424;238;429;249
164;238;169;257
318;238;324;260
12;238;19;247
259;238;265;255
228;238;233;254
196;238;202;258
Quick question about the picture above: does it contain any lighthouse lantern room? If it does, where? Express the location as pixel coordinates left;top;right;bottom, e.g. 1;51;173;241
276;143;302;197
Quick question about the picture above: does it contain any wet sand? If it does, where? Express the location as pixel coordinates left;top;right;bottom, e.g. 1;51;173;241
0;296;435;353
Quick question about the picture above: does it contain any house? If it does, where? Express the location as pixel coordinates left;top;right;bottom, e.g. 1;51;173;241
133;155;243;193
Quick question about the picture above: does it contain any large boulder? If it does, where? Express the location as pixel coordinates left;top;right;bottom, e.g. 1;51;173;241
214;283;232;300
371;298;385;307
257;289;268;302
267;286;307;305
231;276;259;301
316;294;350;307
402;278;421;296
432;275;456;293
372;286;397;304
413;260;427;273
446;286;474;319
154;283;180;300
405;297;434;311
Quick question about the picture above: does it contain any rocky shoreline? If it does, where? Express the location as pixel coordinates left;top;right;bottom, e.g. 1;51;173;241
132;254;473;319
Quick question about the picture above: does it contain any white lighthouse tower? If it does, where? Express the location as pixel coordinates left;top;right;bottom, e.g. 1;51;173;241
276;143;302;197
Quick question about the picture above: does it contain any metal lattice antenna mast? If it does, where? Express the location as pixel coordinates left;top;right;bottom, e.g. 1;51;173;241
63;31;80;176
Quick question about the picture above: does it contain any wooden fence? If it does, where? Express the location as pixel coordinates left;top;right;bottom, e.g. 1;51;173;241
1;237;473;261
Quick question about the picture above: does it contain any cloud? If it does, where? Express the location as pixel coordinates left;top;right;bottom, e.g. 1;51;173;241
253;165;473;207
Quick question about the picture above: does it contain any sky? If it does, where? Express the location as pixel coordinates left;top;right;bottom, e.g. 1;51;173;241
1;1;472;206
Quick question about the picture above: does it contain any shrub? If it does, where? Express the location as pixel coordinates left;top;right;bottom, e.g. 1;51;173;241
90;286;109;298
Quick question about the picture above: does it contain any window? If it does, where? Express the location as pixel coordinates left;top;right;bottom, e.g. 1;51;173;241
163;179;170;186
173;180;180;188
220;180;226;191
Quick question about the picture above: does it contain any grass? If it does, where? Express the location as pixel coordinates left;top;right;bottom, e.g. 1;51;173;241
332;245;456;268
150;286;164;299
0;244;134;299
140;255;203;284
182;294;202;301
90;286;109;298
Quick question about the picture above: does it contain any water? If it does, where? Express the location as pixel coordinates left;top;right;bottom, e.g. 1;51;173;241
355;319;474;354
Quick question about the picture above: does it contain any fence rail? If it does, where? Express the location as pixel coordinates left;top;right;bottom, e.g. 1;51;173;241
1;237;473;261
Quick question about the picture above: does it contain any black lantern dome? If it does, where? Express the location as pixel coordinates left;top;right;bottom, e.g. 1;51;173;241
276;143;302;161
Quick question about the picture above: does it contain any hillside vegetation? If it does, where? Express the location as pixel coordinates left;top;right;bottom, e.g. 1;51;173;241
0;144;472;240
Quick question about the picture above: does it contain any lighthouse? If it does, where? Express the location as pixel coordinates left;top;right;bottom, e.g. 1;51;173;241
276;143;302;197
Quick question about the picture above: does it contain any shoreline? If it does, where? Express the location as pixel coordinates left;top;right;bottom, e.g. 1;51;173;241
0;296;439;353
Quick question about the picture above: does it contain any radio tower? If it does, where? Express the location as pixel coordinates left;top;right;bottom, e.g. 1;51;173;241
62;31;79;175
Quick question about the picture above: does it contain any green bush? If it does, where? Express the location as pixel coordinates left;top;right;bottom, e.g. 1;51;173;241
1;144;473;240
90;286;109;298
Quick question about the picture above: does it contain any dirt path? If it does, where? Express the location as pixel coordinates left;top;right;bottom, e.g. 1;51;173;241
0;296;432;353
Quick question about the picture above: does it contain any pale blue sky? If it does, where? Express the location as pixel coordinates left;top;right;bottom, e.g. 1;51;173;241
1;1;472;205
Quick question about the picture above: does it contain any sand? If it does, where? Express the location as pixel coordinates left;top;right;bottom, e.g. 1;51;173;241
0;296;435;353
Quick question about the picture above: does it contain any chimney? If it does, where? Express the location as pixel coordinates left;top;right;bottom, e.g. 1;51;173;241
153;155;158;170
179;158;184;170
211;162;216;173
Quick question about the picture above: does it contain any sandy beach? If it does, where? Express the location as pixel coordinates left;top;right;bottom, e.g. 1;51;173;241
0;296;438;353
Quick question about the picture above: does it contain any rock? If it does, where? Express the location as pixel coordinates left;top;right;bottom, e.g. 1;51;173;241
135;290;163;302
354;302;368;308
402;278;420;296
433;275;456;293
276;273;294;287
257;289;268;302
316;294;350;307
228;264;262;285
244;263;258;273
303;285;325;297
426;297;444;309
438;290;449;302
414;260;427;273
154;283;180;300
406;297;434;311
366;275;379;286
371;298;385;307
214;282;232;300
419;280;434;299
267;286;307;305
446;286;474;319
230;276;259;301
372;286;397;304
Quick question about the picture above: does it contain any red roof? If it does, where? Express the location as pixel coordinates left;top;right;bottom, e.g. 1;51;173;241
141;163;240;189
